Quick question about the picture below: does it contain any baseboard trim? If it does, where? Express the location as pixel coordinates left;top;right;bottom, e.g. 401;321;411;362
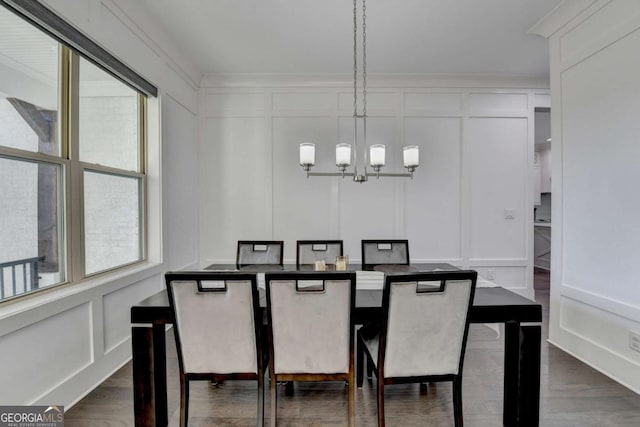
547;338;640;395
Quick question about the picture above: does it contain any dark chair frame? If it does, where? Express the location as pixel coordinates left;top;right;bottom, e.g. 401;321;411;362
295;239;344;268
236;240;284;268
165;271;266;427
361;239;410;270
265;271;357;427
356;270;477;427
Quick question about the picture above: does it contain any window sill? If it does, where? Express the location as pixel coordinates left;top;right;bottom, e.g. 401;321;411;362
0;261;164;320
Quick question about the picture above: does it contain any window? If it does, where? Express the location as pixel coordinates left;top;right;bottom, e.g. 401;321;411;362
79;58;145;275
0;4;149;302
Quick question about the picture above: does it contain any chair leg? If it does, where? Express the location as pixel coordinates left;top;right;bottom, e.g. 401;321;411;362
377;380;385;427
285;381;294;396
453;376;463;427
257;372;264;427
270;375;277;427
367;360;373;379
357;333;364;388
348;370;355;427
179;376;189;427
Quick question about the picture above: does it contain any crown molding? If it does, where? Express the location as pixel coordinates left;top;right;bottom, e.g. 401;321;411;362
200;73;549;89
528;0;601;38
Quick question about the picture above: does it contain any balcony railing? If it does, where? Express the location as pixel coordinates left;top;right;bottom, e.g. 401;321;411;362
0;256;45;300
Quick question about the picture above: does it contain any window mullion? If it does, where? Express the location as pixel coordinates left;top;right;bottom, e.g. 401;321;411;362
67;51;83;282
80;162;145;179
138;95;146;175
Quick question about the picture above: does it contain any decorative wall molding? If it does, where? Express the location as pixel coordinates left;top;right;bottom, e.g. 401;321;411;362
106;0;200;88
560;283;640;324
200;73;550;89
559;4;640;72
527;0;602;38
199;84;548;298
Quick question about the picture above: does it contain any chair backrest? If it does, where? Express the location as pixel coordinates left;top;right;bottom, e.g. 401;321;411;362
165;271;262;375
361;239;410;269
265;271;356;374
296;240;344;267
236;240;284;267
379;270;477;379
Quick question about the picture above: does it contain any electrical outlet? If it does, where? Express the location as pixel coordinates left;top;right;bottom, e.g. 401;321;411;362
486;269;495;281
630;331;640;353
504;209;515;220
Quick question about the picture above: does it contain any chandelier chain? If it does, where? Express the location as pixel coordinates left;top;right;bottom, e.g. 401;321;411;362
362;0;367;117
353;0;358;118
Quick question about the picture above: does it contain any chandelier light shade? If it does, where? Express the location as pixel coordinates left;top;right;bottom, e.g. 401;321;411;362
369;144;385;168
336;143;352;168
403;145;419;170
298;0;420;182
299;142;315;171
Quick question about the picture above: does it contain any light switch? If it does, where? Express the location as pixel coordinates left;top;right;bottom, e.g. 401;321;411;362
504;209;515;220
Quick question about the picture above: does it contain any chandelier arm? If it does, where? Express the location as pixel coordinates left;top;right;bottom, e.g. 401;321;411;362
308;172;356;177
368;172;414;178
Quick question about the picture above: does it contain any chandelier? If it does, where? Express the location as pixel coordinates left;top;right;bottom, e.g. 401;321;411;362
299;0;419;183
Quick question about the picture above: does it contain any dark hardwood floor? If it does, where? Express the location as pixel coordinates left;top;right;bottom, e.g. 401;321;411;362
65;272;640;426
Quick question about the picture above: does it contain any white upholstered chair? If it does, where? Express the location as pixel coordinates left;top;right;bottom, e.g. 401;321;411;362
265;271;356;426
236;240;284;268
296;240;343;268
165;272;265;427
356;270;477;427
361;239;410;270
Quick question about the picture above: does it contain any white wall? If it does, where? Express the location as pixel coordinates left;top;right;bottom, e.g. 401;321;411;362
531;0;640;393
199;75;549;299
0;0;200;408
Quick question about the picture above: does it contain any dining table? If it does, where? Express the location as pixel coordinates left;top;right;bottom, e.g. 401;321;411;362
130;263;542;427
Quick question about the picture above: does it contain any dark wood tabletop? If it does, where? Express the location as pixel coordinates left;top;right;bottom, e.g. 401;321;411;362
132;263;541;324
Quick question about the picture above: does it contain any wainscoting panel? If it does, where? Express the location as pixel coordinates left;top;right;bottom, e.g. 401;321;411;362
273;92;334;112
0;302;93;404
404;92;463;116
201;117;271;261
338;91;399;113
405;117;462;261
102;278;159;353
273;117;337;261
468;93;528;117
468;117;528;260
472;266;529;294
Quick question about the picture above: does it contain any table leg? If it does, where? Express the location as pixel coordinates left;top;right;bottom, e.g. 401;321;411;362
503;321;520;426
503;322;542;427
518;325;541;427
131;324;168;427
132;326;154;427
153;323;168;427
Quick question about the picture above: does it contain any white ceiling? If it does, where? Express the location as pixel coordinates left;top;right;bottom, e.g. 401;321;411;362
140;0;561;77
